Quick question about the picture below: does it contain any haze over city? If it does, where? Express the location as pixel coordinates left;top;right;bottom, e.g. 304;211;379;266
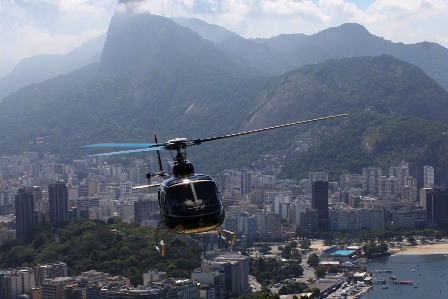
1;0;448;78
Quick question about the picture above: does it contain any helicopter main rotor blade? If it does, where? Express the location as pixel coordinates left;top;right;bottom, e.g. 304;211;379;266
191;114;347;145
83;143;156;149
86;146;166;157
132;183;161;190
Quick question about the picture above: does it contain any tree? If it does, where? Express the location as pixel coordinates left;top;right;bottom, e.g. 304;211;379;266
300;239;311;251
315;266;326;279
407;236;416;245
281;245;292;259
259;244;271;255
307;253;319;268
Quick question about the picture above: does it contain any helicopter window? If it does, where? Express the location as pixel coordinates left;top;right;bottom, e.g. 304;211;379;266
166;181;221;211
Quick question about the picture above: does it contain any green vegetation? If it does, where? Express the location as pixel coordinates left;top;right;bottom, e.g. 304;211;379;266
0;53;448;183
278;282;319;297
0;219;202;285
237;290;280;299
250;257;303;285
306;253;319;268
362;241;389;258
296;227;446;245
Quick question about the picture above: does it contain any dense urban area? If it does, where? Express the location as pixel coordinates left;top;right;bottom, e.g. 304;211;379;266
0;151;447;298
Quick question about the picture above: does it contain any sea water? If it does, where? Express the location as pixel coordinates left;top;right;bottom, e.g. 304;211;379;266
360;254;448;298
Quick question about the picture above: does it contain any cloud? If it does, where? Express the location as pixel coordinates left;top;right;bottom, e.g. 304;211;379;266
0;0;116;76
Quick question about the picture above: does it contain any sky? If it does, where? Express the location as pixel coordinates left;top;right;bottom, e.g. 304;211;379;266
1;0;448;78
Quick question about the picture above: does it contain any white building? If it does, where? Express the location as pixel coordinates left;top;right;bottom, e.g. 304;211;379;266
362;167;382;196
378;176;398;200
423;165;434;187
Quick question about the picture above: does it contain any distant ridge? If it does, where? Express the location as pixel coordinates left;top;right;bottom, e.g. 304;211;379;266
0;34;106;100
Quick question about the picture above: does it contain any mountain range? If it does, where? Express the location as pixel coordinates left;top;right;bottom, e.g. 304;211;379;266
0;6;447;185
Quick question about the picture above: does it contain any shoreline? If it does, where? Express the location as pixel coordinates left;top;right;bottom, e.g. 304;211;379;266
309;240;448;256
391;242;448;256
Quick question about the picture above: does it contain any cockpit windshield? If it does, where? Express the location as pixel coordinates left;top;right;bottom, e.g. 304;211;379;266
166;180;222;213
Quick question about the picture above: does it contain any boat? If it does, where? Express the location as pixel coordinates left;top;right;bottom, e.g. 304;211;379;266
382;286;388;289
389;276;397;280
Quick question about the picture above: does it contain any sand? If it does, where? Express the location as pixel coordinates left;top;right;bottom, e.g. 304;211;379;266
308;239;448;256
392;242;448;256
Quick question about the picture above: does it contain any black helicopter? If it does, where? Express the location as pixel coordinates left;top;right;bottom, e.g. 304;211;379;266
84;114;347;236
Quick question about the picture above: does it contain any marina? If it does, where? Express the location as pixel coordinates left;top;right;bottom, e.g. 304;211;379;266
360;254;448;298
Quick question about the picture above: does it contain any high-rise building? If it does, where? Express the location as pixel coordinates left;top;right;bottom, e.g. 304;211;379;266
299;208;318;231
210;254;250;298
362;167;382;195
15;187;37;239
312;180;329;230
423;165;435;187
309;172;328;182
378;176;398;200
191;269;225;299
48;181;69;226
0;269;36;299
329;208;358;231
134;198;159;225
421;187;448;230
256;212;281;240
339;173;362;189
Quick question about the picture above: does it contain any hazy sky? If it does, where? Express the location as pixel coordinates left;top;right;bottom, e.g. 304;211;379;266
1;0;448;78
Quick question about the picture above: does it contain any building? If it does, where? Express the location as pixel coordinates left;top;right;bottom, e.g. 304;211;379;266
34;263;68;286
339;173;362;189
41;277;75;299
299;208;318;231
207;254;249;298
362;167;382;196
420;187;448;230
236;213;257;239
15;188;37;239
48;181;69;226
312;180;329;230
358;208;384;229
329;208;357;231
0;269;36;299
423;165;435;187
294;200;311;227
191;269;225;299
256;212;281;240
377;176;398;200
134;197;159;225
390;162;409;195
309;172;328;182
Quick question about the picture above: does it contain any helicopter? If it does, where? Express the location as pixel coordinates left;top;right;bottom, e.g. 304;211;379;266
84;114;347;237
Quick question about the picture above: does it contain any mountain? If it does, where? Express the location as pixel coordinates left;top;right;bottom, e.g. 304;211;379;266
172;17;239;43
0;34;106;100
0;10;447;185
215;23;448;90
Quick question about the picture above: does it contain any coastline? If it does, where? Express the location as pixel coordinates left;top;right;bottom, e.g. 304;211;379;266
308;240;448;256
391;242;448;256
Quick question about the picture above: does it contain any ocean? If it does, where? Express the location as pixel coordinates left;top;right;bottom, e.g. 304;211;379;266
359;254;448;298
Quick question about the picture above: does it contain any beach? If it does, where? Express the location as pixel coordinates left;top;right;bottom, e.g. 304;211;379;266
308;239;448;256
392;242;448;255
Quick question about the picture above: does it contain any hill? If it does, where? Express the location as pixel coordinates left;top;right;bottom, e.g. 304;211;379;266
0;34;106;100
214;23;448;90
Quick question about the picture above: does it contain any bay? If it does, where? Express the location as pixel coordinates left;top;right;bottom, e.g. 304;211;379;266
360;254;448;298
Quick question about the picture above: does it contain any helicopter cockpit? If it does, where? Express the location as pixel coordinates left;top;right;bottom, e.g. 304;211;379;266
160;174;225;234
